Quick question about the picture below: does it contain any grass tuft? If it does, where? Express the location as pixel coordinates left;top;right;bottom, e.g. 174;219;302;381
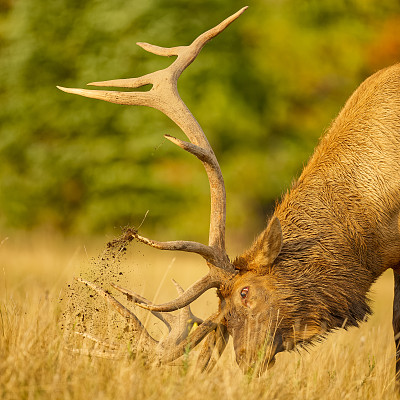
0;232;399;399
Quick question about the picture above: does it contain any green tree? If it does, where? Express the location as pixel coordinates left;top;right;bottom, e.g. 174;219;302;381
0;0;399;242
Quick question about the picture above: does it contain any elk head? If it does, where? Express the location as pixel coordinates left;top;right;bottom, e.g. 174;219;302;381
58;7;305;374
224;216;284;374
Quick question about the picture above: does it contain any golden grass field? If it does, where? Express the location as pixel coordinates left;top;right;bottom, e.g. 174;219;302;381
1;231;400;399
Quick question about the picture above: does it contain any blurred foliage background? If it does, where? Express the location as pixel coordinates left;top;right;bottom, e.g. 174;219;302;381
1;0;400;247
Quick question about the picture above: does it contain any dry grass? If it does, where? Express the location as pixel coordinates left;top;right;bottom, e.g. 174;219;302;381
1;231;399;399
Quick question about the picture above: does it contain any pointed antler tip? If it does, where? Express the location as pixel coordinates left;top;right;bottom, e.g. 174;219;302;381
164;134;177;142
56;86;84;96
231;6;248;20
87;81;103;87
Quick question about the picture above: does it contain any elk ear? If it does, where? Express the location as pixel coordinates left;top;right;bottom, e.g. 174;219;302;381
233;215;283;273
253;216;283;272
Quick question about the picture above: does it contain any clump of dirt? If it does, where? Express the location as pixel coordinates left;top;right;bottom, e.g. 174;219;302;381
61;228;143;354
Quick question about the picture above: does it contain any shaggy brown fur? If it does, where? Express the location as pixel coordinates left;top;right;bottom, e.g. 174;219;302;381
224;64;400;376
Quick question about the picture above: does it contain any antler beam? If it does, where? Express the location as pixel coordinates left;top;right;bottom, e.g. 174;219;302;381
58;7;247;267
111;274;219;312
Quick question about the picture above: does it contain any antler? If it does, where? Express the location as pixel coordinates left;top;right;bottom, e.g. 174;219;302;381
58;8;246;320
74;277;225;367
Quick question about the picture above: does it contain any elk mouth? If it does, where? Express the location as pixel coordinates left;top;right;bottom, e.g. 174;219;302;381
236;342;279;376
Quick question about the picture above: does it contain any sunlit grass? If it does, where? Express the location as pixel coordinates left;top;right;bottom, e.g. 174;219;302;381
0;231;399;399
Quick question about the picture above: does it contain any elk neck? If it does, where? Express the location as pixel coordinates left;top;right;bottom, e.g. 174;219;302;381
269;64;400;332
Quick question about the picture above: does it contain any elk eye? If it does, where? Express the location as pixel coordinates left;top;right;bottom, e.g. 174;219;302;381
240;287;249;299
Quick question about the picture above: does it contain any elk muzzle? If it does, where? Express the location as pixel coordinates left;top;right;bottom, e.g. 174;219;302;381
234;335;281;376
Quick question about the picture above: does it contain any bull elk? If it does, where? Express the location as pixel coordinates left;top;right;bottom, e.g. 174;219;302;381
58;7;400;379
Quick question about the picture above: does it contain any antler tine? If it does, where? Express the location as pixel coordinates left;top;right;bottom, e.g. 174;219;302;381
156;279;205;352
135;6;248;60
110;282;173;329
137;6;248;76
164;135;218;166
196;324;229;372
159;311;224;364
112;274;219;312
110;279;204;327
171;278;205;325
138;274;219;312
75;277;156;347
168;279;204;339
57;86;154;108
124;228;223;267
58;8;248;264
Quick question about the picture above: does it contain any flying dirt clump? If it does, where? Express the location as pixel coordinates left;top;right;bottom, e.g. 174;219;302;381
61;228;141;357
